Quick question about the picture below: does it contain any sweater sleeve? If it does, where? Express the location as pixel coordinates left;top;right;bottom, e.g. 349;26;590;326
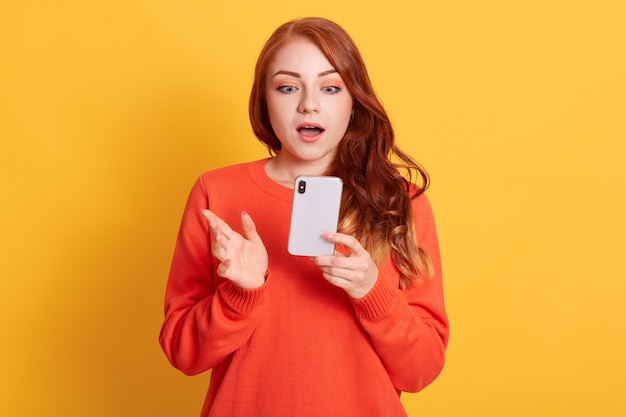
351;192;449;392
159;176;266;376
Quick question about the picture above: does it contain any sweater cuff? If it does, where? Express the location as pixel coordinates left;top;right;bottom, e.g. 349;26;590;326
351;274;399;320
219;280;266;314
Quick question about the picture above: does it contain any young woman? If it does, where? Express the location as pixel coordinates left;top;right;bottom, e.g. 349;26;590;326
160;17;449;417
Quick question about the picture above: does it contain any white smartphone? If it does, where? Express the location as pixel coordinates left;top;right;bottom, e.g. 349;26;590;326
287;175;343;256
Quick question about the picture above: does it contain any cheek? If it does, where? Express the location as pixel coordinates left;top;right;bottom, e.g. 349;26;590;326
266;101;291;139
338;97;354;120
266;95;290;121
336;101;353;127
265;98;280;122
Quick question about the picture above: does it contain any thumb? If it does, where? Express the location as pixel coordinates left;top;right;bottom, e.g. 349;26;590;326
240;210;261;243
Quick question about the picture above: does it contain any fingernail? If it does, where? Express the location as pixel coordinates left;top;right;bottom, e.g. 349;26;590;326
241;210;248;215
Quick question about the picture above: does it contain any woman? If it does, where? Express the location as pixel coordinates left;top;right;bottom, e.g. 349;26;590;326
160;17;449;417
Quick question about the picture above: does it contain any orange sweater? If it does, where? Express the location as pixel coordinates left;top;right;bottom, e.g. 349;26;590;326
159;159;449;417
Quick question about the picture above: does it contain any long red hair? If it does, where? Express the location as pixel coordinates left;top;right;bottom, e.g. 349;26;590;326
249;17;432;287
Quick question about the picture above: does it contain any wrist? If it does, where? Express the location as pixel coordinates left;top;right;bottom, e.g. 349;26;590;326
237;269;269;289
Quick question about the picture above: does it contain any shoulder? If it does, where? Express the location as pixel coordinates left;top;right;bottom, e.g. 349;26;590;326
195;159;266;186
407;182;436;225
407;182;430;207
199;159;263;180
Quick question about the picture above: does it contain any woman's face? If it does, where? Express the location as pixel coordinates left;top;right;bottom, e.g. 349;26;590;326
265;38;353;172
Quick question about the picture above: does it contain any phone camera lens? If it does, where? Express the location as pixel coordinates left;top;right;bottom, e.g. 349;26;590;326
297;180;306;194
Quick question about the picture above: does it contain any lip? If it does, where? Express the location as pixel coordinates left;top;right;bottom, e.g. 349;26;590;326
296;122;325;143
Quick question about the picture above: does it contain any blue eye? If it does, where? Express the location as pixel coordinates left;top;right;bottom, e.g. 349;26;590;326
322;86;340;94
278;85;297;94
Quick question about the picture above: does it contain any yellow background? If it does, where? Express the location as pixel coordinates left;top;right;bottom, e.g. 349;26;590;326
1;1;625;416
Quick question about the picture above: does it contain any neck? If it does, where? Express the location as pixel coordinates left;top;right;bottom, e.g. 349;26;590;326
265;155;331;188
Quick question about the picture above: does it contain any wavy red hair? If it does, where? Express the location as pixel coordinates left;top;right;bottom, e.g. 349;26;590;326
249;17;432;287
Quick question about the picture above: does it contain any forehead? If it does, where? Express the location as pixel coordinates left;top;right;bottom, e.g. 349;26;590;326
269;38;335;73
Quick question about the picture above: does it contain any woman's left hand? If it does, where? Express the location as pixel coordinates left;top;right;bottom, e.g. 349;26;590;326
312;233;379;299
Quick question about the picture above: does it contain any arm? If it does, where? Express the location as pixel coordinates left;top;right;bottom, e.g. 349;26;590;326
159;177;267;375
314;192;449;392
352;193;449;392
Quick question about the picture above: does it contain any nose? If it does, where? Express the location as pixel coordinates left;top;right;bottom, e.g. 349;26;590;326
298;90;319;114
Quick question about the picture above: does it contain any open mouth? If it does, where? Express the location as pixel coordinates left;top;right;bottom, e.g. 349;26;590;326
297;125;325;137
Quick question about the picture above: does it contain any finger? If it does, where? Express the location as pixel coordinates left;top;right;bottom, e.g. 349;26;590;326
315;259;350;278
319;261;363;279
321;233;365;256
240;210;261;244
321;270;353;289
211;236;229;260
215;259;232;278
202;209;220;234
201;209;217;224
312;254;345;271
313;254;348;269
202;209;234;238
330;256;361;270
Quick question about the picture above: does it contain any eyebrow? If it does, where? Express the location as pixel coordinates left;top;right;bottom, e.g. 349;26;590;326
272;69;338;78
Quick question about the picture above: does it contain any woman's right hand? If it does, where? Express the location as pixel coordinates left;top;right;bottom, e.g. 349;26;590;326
202;209;268;289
